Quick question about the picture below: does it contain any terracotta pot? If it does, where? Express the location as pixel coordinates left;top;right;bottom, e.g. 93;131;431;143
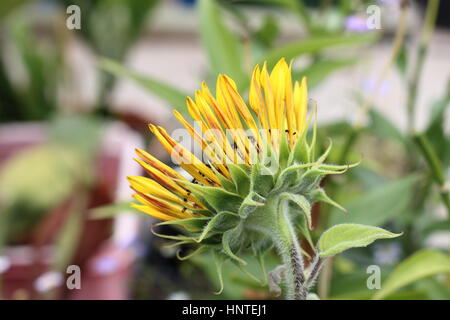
1;242;135;300
0;122;143;300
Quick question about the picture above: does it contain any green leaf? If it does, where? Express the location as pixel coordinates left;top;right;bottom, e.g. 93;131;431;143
98;58;188;112
396;44;408;76
425;81;450;166
261;33;377;69
89;201;135;220
198;0;247;89
329;175;419;227
234;0;311;31
253;15;279;48
373;250;450;300
368;109;407;146
293;58;357;88
318;223;401;258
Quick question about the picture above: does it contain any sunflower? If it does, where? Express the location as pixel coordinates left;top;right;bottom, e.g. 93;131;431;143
128;58;356;299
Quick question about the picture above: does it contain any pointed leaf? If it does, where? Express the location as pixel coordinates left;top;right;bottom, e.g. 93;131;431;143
329;175;419;227
261;33;377;69
99;58;188;112
373;250;450;300
199;0;247;88
318;223;401;257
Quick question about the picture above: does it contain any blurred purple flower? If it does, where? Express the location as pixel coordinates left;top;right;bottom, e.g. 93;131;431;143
374;243;402;265
94;256;120;275
377;0;400;6
363;78;391;96
345;15;370;33
34;271;64;293
0;256;11;274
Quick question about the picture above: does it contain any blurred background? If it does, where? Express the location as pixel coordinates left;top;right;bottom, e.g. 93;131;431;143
0;0;449;300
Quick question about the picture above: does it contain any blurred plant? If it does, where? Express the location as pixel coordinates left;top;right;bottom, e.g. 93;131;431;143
0;14;62;122
59;0;160;112
303;0;450;300
60;0;158;61
0;116;102;298
0;0;160;122
101;0;379;112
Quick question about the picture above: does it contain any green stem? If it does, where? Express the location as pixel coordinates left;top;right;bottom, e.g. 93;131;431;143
273;197;306;300
318;257;333;299
413;133;450;215
406;0;440;134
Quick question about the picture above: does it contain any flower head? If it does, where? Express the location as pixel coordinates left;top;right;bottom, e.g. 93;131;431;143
128;58;353;291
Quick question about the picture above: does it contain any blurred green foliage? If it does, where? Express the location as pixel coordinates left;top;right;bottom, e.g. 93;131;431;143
0;116;101;246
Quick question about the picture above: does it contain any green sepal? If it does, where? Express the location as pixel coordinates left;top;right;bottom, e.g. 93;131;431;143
162;240;193;249
316;138;332;164
176;246;207;261
310;188;347;213
196;211;239;242
318;160;360;172
281;192;312;229
278;132;290;169
222;225;247;265
250;163;275;197
239;191;266;218
156;217;210;232
228;163;250;196
150;226;198;242
289;129;310;165
210;165;236;193
308;106;318;160
230;258;266;286
293;211;314;248
212;250;226;295
274;162;317;191
180;181;243;213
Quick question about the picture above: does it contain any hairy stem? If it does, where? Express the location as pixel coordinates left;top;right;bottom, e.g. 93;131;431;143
306;255;324;290
273;198;306;300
